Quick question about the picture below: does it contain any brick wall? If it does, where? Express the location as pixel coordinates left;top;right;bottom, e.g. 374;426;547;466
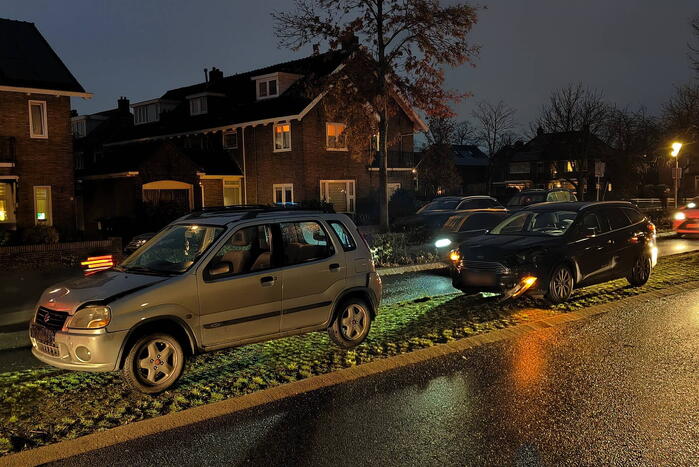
0;91;76;232
0;238;122;272
201;178;223;206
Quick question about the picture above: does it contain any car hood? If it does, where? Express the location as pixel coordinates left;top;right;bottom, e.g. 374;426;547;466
458;234;560;262
37;270;168;314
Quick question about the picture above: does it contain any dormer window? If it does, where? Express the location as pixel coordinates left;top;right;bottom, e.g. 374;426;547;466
189;96;208;116
258;78;278;99
132;99;177;125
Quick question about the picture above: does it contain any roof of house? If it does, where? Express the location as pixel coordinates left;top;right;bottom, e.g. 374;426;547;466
0;18;87;94
498;131;615;163
106;50;352;143
452;144;489;167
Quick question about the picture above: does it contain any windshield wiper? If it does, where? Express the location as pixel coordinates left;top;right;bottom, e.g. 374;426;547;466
123;265;177;276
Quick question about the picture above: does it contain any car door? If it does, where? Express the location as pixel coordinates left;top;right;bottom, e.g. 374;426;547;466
569;210;616;285
197;223;282;347
278;220;346;332
602;207;636;277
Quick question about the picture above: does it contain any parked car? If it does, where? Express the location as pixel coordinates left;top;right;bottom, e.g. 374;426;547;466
29;207;381;393
449;201;657;303
123;232;156;255
672;197;699;237
432;210;510;259
506;189;577;211
395;195;504;233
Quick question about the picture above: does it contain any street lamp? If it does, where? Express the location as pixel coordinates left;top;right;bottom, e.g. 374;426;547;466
670;142;682;208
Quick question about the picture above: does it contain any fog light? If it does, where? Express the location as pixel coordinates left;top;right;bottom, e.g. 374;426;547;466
435;238;452;248
75;346;92;362
512;276;538;298
449;250;461;263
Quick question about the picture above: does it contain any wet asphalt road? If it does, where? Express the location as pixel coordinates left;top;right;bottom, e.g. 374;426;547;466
55;287;699;466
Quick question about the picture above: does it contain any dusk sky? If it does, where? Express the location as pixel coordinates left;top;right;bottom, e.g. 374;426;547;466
4;0;697;134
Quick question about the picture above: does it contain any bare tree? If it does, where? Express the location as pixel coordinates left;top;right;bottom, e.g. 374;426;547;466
273;0;479;231
536;82;610;135
471;100;516;194
690;15;699;75
453;120;478;145
663;83;699;142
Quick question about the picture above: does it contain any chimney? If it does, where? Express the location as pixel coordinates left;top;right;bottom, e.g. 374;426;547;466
340;32;359;51
118;96;130;114
204;67;209;83
313;44;320;55
208;67;223;82
70;109;78;117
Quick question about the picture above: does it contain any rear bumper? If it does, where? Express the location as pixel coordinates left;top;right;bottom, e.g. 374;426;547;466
30;326;128;372
368;271;382;310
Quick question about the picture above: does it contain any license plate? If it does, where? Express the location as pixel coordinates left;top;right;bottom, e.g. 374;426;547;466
464;271;496;286
30;323;56;345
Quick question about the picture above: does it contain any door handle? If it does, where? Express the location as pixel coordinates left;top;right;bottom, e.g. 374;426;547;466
329;263;341;271
260;276;275;287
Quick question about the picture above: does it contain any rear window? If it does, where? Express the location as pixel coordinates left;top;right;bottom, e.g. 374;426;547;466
460;213;507;231
419;199;460;212
507;193;546;207
328;221;356;251
622;207;644;224
604;207;632;230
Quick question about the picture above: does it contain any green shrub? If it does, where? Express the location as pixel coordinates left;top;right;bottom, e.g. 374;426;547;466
20;225;59;244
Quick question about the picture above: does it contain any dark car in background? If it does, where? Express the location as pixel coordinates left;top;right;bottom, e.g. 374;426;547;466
433;210;510;259
123;232;156;255
673;197;699;237
449;201;657;303
506;189;577;211
395;196;504;233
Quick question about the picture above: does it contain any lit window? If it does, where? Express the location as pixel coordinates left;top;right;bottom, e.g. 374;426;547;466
274;123;291;151
257;78;279;99
0;182;15;223
326;123;348;150
223;130;238;149
189;96;208;116
29;101;48;138
565;161;574;172
273;184;294;204
33;186;52;225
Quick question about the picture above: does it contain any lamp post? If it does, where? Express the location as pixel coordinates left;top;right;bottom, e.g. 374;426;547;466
670;142;682;208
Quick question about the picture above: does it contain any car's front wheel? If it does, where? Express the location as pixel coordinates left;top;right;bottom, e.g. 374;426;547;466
122;333;185;394
328;298;372;349
546;264;574;304
627;253;652;287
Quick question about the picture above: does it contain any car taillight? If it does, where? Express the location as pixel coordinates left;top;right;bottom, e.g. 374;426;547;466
648;222;656;235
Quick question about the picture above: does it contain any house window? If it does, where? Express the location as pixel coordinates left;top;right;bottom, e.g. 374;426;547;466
33;186;52;225
564;161;574;172
0;182;15;223
29;101;48;138
273;184;294;205
273;123;291;152
320;180;355;213
257;78;278;99
326;123;348;150
223;130;238;149
189;96;208;116
133;103;160;125
223;180;242;206
509;162;530;175
71;119;86;138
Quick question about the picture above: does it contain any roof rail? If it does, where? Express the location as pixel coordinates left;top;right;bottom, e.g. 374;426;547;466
187;203;335;220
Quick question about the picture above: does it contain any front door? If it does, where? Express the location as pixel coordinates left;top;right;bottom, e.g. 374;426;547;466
320;180;355;213
278;220;346;332
197;223;281;347
570;210;615;285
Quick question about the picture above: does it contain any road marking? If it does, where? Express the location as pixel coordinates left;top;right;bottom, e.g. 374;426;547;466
5;279;698;467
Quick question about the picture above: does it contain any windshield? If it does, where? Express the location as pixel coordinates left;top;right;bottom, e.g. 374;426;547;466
507;193;546;207
418;199;460;212
119;224;225;275
490;210;577;236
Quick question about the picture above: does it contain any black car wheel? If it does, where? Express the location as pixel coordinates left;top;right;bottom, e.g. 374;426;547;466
627;253;652;287
546;264;574;304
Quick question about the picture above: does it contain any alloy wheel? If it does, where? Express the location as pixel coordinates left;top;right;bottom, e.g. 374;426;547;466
551;266;573;300
340;304;369;341
633;256;651;282
137;339;177;385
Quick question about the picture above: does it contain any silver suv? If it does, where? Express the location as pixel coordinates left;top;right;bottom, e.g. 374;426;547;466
29;207;382;393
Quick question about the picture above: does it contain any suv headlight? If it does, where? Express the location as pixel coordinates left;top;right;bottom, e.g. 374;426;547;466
674;212;686;221
68;305;111;329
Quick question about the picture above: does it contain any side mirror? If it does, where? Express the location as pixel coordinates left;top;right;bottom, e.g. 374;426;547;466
583;227;598;238
209;262;232;277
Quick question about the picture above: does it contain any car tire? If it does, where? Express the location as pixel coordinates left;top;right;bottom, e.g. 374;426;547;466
545;264;574;304
328;298;372;349
626;253;652;287
122;333;185;394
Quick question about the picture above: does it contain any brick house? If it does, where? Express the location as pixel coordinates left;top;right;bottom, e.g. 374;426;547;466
75;48;426;234
0;18;90;234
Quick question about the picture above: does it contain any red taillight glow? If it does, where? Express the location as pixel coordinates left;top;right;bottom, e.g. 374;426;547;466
648;222;656;235
81;255;114;275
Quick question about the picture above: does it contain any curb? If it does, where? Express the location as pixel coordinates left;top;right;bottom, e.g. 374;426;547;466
377;261;448;276
5;279;698;466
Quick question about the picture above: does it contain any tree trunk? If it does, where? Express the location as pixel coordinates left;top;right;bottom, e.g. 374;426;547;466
378;114;389;232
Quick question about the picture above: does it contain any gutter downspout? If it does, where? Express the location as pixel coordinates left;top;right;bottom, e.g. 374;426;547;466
242;127;247;204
